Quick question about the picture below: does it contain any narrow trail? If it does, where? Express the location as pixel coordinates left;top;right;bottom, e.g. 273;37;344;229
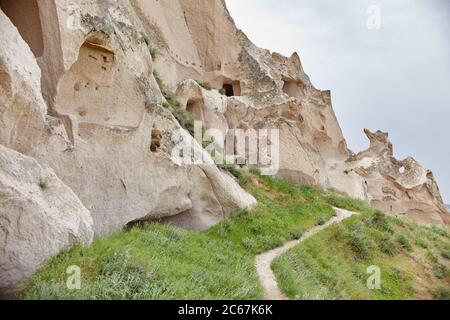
255;207;358;300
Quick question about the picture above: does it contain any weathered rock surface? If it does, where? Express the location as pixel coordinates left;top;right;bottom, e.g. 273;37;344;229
0;145;94;297
0;0;447;295
328;129;449;225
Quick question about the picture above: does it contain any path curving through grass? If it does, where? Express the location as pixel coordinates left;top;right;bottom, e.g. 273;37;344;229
255;207;357;300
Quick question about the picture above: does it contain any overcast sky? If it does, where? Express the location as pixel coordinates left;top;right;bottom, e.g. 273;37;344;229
226;0;450;203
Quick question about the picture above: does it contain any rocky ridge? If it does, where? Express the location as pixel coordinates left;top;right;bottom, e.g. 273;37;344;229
0;0;447;296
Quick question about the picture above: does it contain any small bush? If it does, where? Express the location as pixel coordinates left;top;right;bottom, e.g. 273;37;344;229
397;235;413;252
415;238;429;249
316;216;327;226
431;226;448;237
368;210;394;234
242;237;257;251
289;229;303;240
440;247;450;260
221;165;249;186
379;235;397;256
347;224;372;259
153;70;196;136
149;46;158;59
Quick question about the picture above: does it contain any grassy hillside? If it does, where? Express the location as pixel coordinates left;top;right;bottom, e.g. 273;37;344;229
273;192;450;300
21;170;450;300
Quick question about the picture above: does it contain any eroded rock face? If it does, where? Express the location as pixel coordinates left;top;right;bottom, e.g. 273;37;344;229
329;129;449;225
134;0;447;224
0;1;256;238
0;0;256;293
0;144;94;297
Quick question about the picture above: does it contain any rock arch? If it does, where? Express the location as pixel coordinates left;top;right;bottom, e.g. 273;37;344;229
186;98;207;123
0;0;44;58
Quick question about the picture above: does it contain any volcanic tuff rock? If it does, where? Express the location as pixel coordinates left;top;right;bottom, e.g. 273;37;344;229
0;0;447;294
0;145;94;297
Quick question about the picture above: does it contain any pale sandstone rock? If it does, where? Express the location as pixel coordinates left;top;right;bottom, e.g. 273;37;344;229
0;144;94;297
135;0;446;224
0;0;256;292
329;129;449;225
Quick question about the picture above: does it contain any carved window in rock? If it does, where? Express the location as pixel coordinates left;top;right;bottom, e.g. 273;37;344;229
222;81;241;97
55;41;146;128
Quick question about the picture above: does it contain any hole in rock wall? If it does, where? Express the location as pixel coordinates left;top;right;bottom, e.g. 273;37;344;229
223;84;234;97
282;80;305;99
55;41;146;128
221;81;241;97
0;0;44;58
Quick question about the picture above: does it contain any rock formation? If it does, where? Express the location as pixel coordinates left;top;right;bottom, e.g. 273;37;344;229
0;0;447;295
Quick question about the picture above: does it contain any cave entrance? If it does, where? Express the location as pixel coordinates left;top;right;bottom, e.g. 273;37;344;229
222;81;241;97
223;84;234;97
0;0;44;57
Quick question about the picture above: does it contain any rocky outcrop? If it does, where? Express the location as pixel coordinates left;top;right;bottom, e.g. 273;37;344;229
329;129;449;225
0;0;255;236
0;145;93;297
0;0;447;294
0;0;256;293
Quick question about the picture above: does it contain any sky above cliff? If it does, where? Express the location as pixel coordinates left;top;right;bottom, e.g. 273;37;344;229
226;0;450;203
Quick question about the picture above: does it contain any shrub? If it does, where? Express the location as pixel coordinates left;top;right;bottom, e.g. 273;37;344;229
242;237;257;251
221;165;249;186
441;247;450;260
153;70;196;136
397;235;412;252
149;46;158;59
368;210;394;234
433;263;448;280
347;225;372;259
289;229;303;240
316;216;327;226
415;237;429;249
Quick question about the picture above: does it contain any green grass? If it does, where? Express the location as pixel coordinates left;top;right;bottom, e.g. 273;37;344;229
272;209;450;300
21;171;336;300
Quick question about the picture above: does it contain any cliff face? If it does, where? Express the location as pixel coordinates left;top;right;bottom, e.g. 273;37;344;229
0;0;447;295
